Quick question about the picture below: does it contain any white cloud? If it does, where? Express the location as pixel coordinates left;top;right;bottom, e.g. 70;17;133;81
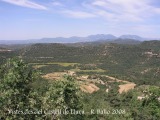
62;10;96;18
1;0;47;10
154;8;160;14
37;0;160;21
92;1;107;7
52;1;64;7
81;0;160;22
88;0;146;21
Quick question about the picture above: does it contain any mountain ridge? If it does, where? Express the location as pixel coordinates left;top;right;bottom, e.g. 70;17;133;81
0;34;159;44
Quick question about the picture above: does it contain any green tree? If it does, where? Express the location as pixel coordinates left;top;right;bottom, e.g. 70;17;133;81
0;58;42;119
0;58;84;120
42;75;84;120
141;86;160;119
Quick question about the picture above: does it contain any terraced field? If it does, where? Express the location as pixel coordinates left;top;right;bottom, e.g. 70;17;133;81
42;69;136;94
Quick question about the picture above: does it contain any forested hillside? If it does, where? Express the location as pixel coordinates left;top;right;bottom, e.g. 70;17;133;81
17;41;160;86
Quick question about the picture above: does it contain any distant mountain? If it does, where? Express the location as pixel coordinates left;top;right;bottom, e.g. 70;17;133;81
40;34;117;43
0;34;116;44
119;35;144;40
0;34;158;44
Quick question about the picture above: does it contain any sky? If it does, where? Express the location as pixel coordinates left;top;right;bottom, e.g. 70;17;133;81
0;0;160;40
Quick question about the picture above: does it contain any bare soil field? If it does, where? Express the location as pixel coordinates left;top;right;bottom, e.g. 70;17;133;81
105;75;136;93
80;83;99;93
119;83;136;94
42;72;67;80
42;71;136;94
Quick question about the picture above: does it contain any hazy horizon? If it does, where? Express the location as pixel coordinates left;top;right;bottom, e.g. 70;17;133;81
0;0;160;40
0;34;155;41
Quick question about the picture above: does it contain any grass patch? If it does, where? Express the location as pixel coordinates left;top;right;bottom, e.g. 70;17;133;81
29;62;78;67
50;62;78;67
73;68;106;72
32;65;48;69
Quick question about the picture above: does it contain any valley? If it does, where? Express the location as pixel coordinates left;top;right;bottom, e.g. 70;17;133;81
0;40;160;119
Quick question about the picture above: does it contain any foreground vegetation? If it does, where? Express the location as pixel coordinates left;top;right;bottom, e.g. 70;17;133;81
0;58;160;120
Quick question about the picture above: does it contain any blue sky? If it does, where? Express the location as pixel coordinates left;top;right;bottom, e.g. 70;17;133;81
0;0;160;40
